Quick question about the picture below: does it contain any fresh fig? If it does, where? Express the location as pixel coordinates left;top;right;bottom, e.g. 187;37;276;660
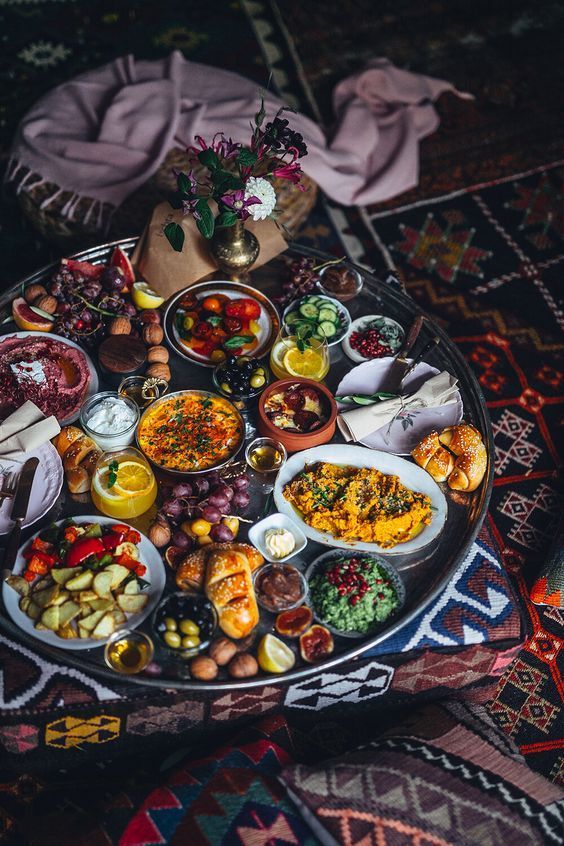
275;605;313;638
299;624;334;663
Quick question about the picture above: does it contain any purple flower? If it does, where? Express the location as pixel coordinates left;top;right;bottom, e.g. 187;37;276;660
220;190;262;221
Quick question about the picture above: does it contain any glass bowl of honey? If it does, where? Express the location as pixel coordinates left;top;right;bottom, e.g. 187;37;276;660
104;629;154;675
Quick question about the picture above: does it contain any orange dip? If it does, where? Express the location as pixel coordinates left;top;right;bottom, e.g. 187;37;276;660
138;392;243;472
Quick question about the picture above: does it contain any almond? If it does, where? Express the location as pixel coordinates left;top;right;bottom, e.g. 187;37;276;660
146;345;169;364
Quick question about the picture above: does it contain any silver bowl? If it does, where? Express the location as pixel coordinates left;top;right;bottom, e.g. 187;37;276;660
136;389;245;476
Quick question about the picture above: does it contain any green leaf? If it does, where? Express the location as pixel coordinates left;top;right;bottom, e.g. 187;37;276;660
207;315;223;326
335;391;398;406
198;148;220;170
195;200;215;239
236;148;258;167
255;99;266;128
177;172;193;194
107;460;119;489
223;334;254;349
168;190;184;209
216;211;238;228
164;222;185;252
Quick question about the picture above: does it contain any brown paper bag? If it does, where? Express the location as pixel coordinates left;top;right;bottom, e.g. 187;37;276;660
131;202;287;298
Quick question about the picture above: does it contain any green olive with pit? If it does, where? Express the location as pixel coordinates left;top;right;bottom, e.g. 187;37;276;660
250;373;265;388
220;382;232;393
164;617;178;632
181;635;201;650
179;619;200;636
163;630;182;649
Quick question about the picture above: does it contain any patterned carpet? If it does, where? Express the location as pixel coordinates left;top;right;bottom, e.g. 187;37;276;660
0;0;561;796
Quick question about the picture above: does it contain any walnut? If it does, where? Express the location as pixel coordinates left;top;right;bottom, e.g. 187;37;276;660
108;317;132;335
146;363;170;381
148;519;171;548
190;655;218;681
34;294;58;315
24;284;48;304
142;323;164;345
146;345;169;364
228;653;258;678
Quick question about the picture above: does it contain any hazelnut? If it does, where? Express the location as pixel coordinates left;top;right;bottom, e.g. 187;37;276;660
208;637;237;667
146;363;171;381
228;653;259;679
147;345;169;364
143;324;164;345
24;284;48;304
190;655;218;681
34;294;58;315
139;309;162;325
108;316;132;335
148;519;171;548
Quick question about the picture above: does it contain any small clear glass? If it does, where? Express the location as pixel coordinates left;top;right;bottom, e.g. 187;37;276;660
80;391;140;451
104;629;154;675
118;375;169;409
245;436;287;491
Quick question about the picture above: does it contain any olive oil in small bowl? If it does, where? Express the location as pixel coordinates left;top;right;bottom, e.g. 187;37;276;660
104;629;154;675
245;437;287;474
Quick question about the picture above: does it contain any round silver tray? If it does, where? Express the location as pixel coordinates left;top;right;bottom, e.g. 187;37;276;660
0;239;493;691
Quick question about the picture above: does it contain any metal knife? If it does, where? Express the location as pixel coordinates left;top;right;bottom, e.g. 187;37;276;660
2;457;40;577
399;336;441;385
379;315;424;393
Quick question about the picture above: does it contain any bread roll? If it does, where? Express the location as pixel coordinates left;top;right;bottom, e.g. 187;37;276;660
63;435;98;471
205;549;259;639
66;466;90;495
54;425;83;457
439;424;487;492
176;543;264;592
411;431;454;482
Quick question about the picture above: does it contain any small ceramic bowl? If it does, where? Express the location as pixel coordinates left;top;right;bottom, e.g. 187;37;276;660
342;315;405;364
253;562;308;613
282;294;351;347
257;378;337;453
305;550;406;639
316;263;363;302
248;512;307;563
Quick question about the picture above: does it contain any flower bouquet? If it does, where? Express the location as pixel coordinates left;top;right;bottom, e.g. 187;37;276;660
163;101;308;272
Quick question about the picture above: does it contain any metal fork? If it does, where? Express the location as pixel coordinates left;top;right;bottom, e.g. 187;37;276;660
0;472;18;503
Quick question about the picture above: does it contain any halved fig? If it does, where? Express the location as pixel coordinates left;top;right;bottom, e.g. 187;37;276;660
164;546;185;570
275;605;313;638
284;389;305;410
293;410;319;431
299;624;334;663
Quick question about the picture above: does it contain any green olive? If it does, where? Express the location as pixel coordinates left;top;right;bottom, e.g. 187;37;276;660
179;619;200;636
164;617;178;632
255;367;265;376
181;635;201;650
250;374;265;388
164;630;182;649
220;382;232;393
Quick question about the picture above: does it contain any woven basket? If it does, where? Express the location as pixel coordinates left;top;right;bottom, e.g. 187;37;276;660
13;148;318;251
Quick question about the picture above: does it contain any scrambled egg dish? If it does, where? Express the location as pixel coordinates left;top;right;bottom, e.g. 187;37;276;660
283;462;433;548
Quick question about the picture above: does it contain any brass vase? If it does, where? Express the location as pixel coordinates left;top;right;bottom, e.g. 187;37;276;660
209;218;259;280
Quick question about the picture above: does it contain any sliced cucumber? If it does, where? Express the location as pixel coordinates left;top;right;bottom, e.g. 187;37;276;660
318;306;339;323
285;310;301;325
299;303;319;319
319;321;337;338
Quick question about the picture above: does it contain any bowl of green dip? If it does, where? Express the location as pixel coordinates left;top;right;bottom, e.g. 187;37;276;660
306;550;405;638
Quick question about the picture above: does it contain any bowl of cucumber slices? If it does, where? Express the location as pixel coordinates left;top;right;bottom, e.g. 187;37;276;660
282;294;351;347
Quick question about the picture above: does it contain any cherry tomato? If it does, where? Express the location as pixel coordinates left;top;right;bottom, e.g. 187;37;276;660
192;321;212;339
223;316;242;334
202;296;222;313
179;294;197;310
225;298;261;321
210;327;228;343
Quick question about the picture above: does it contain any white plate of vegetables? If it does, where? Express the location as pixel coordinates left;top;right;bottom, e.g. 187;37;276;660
283;294;351;347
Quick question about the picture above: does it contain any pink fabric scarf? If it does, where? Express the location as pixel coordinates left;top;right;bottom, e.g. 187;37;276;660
7;51;472;217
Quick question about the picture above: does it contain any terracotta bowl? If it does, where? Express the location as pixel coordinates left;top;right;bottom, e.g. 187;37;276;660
257;378;337;453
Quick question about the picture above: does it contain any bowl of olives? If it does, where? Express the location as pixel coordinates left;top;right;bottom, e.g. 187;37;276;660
153;592;218;659
212;355;269;400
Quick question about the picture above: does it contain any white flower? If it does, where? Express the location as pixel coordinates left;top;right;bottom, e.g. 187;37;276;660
244;177;276;221
18;41;71;68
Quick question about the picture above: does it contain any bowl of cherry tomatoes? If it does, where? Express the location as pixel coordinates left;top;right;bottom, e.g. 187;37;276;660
164;281;280;367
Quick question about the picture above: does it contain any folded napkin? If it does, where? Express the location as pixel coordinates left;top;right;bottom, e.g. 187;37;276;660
337;371;459;443
0;401;60;458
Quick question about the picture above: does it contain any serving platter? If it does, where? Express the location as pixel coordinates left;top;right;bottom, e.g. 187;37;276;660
274;444;448;554
0;239;493;691
2;516;166;650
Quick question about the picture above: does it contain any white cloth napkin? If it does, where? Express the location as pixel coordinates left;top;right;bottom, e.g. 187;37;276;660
0;401;60;458
337;371;459;443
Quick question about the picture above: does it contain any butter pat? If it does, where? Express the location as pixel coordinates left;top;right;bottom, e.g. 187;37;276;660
264;527;295;559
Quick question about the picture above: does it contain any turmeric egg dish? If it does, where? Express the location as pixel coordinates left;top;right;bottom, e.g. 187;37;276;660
137;391;244;473
283;461;433;549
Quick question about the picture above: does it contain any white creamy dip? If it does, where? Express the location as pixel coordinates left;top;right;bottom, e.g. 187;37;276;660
85;397;138;449
264;527;296;559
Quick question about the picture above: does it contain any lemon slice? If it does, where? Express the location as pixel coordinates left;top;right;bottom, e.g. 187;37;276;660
111;461;153;497
257;634;296;674
283;346;326;379
132;282;165;309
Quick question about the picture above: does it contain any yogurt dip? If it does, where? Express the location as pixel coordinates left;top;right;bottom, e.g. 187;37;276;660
264;527;296;559
81;392;139;450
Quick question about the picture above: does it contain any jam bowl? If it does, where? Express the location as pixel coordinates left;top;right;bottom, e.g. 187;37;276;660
257;378;337;453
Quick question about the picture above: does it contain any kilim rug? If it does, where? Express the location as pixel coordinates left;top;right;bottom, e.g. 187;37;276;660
244;1;564;784
0;0;561;795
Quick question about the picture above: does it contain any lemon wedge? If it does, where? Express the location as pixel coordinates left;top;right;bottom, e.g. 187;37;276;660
257;633;296;674
282;346;326;380
132;282;165;309
111;460;154;497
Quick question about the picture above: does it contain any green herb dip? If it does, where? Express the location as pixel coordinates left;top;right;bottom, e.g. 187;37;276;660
309;555;399;634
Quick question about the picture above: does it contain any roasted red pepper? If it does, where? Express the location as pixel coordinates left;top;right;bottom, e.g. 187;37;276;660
26;555;50;576
66;537;105;568
31;537;54;554
125;529;141;544
117;553;139;570
102;534;121;551
64;526;81;543
134;564;147;577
